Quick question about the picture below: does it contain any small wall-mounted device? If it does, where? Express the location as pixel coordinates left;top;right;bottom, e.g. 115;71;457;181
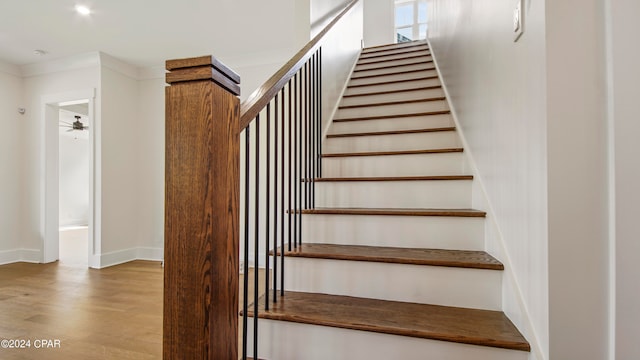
514;0;524;42
18;108;26;115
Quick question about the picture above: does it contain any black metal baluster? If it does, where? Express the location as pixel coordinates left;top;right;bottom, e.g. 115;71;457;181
273;95;279;304
297;67;303;248
306;60;312;210
312;54;315;209
304;61;311;209
319;47;323;178
280;86;286;296
253;115;260;360
265;104;271;310
242;126;250;360
288;80;293;252
293;74;298;249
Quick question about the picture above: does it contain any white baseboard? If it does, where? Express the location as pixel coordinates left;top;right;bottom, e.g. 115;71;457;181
99;248;139;268
137;247;164;262
0;249;42;265
98;247;164;268
0;249;21;265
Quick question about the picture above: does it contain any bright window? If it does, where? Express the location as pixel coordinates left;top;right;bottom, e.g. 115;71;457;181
395;0;427;43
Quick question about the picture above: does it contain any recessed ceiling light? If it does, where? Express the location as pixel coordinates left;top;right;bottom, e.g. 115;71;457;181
75;5;91;15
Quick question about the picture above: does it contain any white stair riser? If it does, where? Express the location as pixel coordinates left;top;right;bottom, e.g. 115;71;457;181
322;152;466;177
335;100;448;119
345;75;439;95
358;50;431;64
329;114;454;133
302;214;484;250
363;43;428;53
340;88;445;107
315;180;472;209
349;71;440;87
283;257;502;310
325;131;460;153
355;56;432;71
247;320;528;360
352;63;434;78
361;45;429;57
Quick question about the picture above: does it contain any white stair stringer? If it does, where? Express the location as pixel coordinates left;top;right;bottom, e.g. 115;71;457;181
315;178;472;209
322;152;466;177
282;256;502;310
301;213;484;250
247;320;529;360
325;130;460;153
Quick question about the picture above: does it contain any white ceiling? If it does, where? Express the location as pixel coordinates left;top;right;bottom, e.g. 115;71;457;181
0;0;298;68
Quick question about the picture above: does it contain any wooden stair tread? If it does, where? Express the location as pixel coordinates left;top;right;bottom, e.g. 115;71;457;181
342;85;442;98
246;291;530;352
357;55;432;67
360;47;430;60
333;110;451;122
327;127;455;138
355;59;430;72
362;41;428;54
338;97;446;110
351;67;435;80
314;175;473;182
323;148;463;157
297;207;486;217
347;75;439;89
278;243;504;270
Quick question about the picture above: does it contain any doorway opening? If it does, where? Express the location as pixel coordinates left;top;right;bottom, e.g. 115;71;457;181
58;102;90;266
42;89;99;268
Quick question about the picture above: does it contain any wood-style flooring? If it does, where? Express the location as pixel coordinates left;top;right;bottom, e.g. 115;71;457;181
0;261;264;359
0;261;163;359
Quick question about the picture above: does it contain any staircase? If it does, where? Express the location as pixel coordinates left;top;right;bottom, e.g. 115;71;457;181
246;41;530;359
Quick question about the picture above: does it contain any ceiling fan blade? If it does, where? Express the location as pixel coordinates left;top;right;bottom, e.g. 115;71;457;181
66;129;74;132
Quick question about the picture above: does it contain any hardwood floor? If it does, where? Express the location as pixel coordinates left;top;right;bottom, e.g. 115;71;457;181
0;261;163;359
0;260;263;359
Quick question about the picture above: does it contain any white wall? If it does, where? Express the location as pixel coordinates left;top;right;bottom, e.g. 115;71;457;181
0;64;25;263
311;0;350;36
320;0;364;131
98;64;141;260
136;77;166;260
546;1;609;359
363;0;395;47
58;109;90;227
608;0;640;358
22;60;100;263
426;0;548;358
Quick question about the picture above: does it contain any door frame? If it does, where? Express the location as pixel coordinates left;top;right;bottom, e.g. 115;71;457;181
41;88;100;268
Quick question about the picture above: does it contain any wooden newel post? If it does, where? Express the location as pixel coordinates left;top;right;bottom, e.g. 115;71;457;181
164;55;240;359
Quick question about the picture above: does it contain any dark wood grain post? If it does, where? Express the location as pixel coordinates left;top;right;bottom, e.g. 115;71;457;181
164;55;240;359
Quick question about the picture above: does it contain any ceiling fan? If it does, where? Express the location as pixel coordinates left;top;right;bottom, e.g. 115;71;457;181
60;115;89;132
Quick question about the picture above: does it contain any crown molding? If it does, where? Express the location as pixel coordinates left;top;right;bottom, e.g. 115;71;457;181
0;60;22;76
21;52;101;77
138;65;166;80
98;52;140;79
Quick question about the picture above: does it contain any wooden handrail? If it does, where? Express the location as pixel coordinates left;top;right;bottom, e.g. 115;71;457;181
238;0;360;131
